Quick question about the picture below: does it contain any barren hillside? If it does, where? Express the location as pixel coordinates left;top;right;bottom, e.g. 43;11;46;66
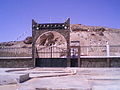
70;24;120;46
1;24;120;47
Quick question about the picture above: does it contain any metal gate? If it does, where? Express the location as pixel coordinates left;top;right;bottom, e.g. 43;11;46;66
35;46;68;67
36;46;67;58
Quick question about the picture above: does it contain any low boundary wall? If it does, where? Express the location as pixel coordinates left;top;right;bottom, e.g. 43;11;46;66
80;57;120;67
0;56;120;68
0;57;34;68
36;56;120;67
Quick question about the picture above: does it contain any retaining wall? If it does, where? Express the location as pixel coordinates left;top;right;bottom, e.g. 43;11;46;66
36;57;120;67
0;57;34;68
80;56;120;67
0;57;120;68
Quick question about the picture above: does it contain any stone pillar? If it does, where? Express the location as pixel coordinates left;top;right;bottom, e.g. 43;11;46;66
106;42;110;56
106;42;110;67
78;46;81;67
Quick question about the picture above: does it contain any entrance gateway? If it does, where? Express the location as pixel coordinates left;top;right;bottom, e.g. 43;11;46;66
32;18;80;67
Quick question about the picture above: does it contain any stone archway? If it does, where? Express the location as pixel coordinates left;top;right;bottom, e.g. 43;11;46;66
32;18;70;67
35;31;67;58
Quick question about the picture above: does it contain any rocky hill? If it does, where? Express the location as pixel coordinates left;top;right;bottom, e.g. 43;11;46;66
0;24;120;47
70;24;120;46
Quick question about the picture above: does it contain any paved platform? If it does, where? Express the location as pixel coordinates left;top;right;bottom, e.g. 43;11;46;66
0;68;29;85
1;68;120;90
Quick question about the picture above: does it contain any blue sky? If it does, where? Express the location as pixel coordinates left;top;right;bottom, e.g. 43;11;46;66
0;0;120;42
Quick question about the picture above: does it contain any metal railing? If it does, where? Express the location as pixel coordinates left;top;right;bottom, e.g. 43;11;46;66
0;45;120;58
80;45;120;56
36;46;67;58
109;45;120;56
80;46;107;56
0;47;32;57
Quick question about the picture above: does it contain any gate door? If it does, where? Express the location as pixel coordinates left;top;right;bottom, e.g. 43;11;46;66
70;41;81;67
36;46;67;67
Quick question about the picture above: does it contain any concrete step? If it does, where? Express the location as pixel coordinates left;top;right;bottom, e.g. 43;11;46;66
0;73;29;85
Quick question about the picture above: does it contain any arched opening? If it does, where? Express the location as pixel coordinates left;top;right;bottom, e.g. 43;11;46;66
35;31;67;58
